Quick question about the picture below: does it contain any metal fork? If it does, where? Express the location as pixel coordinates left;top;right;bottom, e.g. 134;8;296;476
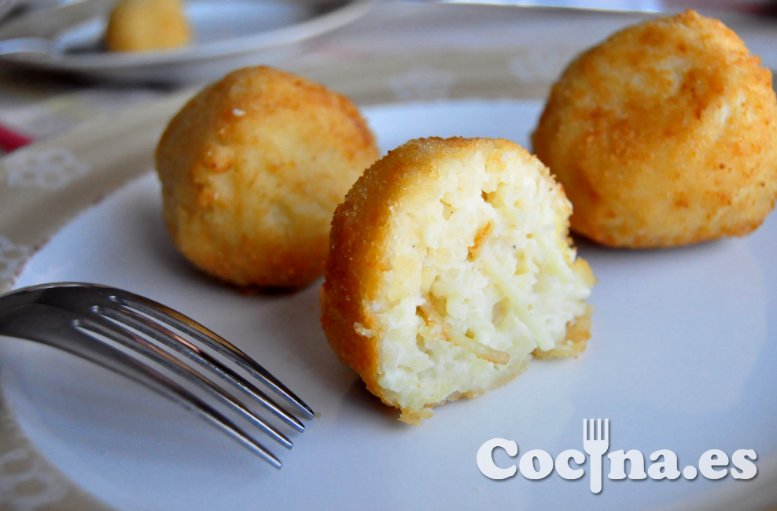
583;417;610;494
0;282;314;468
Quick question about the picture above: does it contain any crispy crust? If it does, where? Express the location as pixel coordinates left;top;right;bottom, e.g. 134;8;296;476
321;137;593;423
320;138;427;397
156;66;379;288
532;10;777;248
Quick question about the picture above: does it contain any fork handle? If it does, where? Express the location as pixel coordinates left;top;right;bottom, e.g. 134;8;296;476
589;454;603;494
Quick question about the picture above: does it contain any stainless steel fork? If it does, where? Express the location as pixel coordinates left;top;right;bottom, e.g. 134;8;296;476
0;282;314;468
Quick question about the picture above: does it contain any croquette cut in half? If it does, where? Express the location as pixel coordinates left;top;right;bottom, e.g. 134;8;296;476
532;10;777;248
156;66;379;288
321;138;594;423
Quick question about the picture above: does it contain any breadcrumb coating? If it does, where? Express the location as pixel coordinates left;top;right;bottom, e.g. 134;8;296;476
156;66;379;287
532;10;777;247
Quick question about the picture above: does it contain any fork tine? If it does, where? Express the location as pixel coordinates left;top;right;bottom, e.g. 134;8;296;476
70;320;282;468
583;418;588;441
604;418;609;440
116;294;315;419
100;303;305;433
0;283;312;467
78;315;294;450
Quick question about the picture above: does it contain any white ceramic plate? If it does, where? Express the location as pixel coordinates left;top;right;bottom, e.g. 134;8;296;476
0;56;775;510
0;0;371;83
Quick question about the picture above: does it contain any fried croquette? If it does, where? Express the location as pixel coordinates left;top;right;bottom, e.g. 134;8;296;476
532;10;777;248
320;137;594;423
105;0;191;52
155;66;379;288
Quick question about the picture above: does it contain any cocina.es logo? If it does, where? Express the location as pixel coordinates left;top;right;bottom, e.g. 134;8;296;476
477;418;757;493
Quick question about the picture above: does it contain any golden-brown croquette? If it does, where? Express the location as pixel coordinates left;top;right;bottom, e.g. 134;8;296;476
156;66;379;288
321;137;594;423
532;10;777;248
105;0;191;52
